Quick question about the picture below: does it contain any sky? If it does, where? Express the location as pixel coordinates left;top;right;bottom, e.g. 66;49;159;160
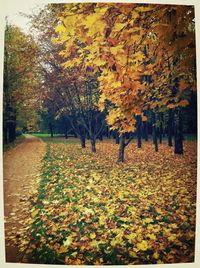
0;0;51;34
1;0;47;34
1;0;198;34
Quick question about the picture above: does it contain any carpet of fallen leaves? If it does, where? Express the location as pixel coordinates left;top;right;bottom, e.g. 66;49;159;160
8;138;197;264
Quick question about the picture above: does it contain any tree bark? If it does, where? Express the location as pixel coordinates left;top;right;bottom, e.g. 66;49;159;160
143;121;148;141
168;109;173;147
152;112;158;152
90;136;96;152
64;123;68;139
49;123;53;138
118;134;125;162
174;108;183;154
115;131;120;144
136;116;142;148
8;121;16;143
80;134;86;148
159;123;163;144
98;133;103;141
3;123;8;144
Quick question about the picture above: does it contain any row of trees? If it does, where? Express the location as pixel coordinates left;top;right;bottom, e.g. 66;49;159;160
50;3;197;161
3;21;40;144
3;3;196;161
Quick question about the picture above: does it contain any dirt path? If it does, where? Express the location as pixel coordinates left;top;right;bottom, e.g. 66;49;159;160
3;135;46;263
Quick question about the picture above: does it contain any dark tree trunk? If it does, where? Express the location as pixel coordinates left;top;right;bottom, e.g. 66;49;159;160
136;116;142;148
49;123;53;138
64;123;68;139
80;134;86;148
168;109;173;147
107;127;111;139
115;131;120;144
8;121;16;143
118;134;125;162
3;123;8;144
159;113;163;144
143;121;148;141
90;136;96;152
159;123;163;144
98;133;103;141
152;112;158;152
174;108;183;154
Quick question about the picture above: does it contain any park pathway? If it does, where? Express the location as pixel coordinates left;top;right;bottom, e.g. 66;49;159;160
3;135;46;263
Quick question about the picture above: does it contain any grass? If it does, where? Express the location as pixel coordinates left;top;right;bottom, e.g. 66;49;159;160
32;133;80;144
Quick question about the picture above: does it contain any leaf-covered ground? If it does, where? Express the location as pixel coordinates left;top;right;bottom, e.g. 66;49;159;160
7;138;197;264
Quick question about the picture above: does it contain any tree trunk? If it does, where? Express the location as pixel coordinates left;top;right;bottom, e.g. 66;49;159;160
174;108;183;154
98;133;103;141
3;123;8;144
115;131;120;144
136;116;142;148
8;121;16;143
49;123;53;138
64;123;68;139
159;113;163;144
118;134;125;162
90;136;96;152
143;121;148;141
152;113;158;152
80;134;86;148
159;123;163;144
168;109;173;147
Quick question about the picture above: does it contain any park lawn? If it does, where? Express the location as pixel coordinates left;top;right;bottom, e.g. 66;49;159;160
17;139;196;264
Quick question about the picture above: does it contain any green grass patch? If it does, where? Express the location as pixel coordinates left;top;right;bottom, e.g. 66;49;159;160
32;133;80;144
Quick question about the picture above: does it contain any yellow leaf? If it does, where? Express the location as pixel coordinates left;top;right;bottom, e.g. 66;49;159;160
129;251;138;258
113;22;126;32
143;218;153;224
170;223;178;229
110;45;124;55
31;209;39;218
155;207;163;214
90;232;96;239
71;251;78;257
136;240;148;251
125;233;137;243
58;245;68;254
146;234;156;240
157;260;164;264
55;24;66;34
63;236;73;247
153;252;159;259
99;215;106;225
93;58;106;67
168;234;176;241
112;81;122;88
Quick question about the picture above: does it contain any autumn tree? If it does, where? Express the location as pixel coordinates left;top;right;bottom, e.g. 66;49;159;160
3;22;40;144
53;3;196;159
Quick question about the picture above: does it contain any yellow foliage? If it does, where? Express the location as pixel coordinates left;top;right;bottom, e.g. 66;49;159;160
143;218;153;224
146;234;156;240
110;45;124;56
136;240;149;251
31;209;39;218
153;252;159;259
90;232;96;239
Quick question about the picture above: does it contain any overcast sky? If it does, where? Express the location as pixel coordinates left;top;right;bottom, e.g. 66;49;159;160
1;0;47;34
